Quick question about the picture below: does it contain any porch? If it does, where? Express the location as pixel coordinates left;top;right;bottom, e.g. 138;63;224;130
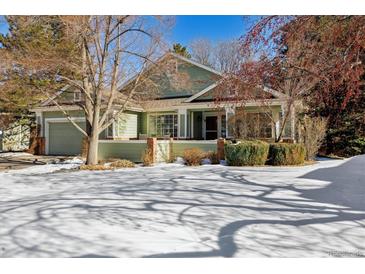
146;109;227;140
145;106;286;141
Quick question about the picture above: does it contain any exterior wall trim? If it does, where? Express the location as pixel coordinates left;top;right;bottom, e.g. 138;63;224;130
31;105;144;113
99;139;147;144
145;99;284;112
172;140;217;144
184;83;218;103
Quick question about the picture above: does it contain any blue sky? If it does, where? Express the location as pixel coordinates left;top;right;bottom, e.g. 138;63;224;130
170;15;258;46
0;15;259;45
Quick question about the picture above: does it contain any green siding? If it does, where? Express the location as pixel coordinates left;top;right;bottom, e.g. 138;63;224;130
42;110;144;140
48;121;85;155
98;142;147;162
172;142;216;157
42;110;84;136
122;55;220;99
158;61;218;98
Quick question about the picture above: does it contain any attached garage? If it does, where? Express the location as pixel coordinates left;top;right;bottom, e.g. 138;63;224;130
46;118;85;155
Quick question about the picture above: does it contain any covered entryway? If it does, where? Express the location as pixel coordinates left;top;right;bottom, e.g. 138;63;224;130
190;111;226;140
46;118;85;155
205;116;218;140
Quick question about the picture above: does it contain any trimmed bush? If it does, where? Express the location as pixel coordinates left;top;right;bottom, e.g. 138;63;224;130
183;148;206;166
110;159;135;168
205;151;220;164
268;143;306;165
80;164;113;171
225;140;269;166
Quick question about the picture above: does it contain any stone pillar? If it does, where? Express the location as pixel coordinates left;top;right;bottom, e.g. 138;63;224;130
147;137;157;164
81;137;89;158
217;138;225;160
27;125;40;154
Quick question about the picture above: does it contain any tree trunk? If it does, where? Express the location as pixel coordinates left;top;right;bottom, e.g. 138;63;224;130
86;130;99;165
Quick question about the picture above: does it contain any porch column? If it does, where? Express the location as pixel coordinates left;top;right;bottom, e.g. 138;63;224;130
272;110;280;141
290;106;296;142
225;105;235;139
178;108;188;139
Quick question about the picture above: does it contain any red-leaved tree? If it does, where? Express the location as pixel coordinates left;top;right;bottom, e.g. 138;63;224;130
217;16;365;142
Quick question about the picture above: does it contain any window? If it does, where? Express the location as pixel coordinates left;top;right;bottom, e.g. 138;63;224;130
233;112;272;139
74;91;82;102
149;114;178;137
246;113;272;138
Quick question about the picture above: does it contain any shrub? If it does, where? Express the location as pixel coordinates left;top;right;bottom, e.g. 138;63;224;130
110;159;135;168
268;143;306;166
98;158;120;165
142;148;154;166
183;148;206;166
347;137;365;155
80;164;113;171
205;151;220;164
225;140;269;166
301;116;327;160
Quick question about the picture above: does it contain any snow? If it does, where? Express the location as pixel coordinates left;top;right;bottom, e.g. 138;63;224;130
174;157;185;165
0;155;365;257
63;157;84;164
201;158;211;165
1;156;83;175
0;152;33;158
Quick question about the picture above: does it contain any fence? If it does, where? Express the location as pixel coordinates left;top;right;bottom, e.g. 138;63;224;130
96;138;225;163
98;140;147;163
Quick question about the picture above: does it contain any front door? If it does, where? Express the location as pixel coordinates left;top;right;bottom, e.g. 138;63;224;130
205;116;218;140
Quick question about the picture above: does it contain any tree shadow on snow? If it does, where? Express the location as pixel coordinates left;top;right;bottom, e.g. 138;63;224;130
0;156;364;257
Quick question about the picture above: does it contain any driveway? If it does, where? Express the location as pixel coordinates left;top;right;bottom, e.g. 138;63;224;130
0;152;74;172
0;156;364;257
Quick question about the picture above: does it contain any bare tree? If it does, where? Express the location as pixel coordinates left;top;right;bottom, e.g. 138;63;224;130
1;16;175;164
213;40;245;73
190;38;245;73
190;38;213;66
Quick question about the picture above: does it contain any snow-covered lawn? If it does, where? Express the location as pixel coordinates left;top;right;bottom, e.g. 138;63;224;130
0;155;364;257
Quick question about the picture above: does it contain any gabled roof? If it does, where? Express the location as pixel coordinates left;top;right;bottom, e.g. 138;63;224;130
119;52;222;100
35;52;287;111
168;52;222;77
183;83;287;103
184;83;218;102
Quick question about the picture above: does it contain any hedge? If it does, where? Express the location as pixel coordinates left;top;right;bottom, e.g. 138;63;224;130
225;140;269;166
268;143;306;165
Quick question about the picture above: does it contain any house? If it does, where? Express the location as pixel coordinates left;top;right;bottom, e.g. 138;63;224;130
31;52;294;160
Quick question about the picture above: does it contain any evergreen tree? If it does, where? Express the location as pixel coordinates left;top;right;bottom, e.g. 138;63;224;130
172;43;191;58
0;16;78;130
